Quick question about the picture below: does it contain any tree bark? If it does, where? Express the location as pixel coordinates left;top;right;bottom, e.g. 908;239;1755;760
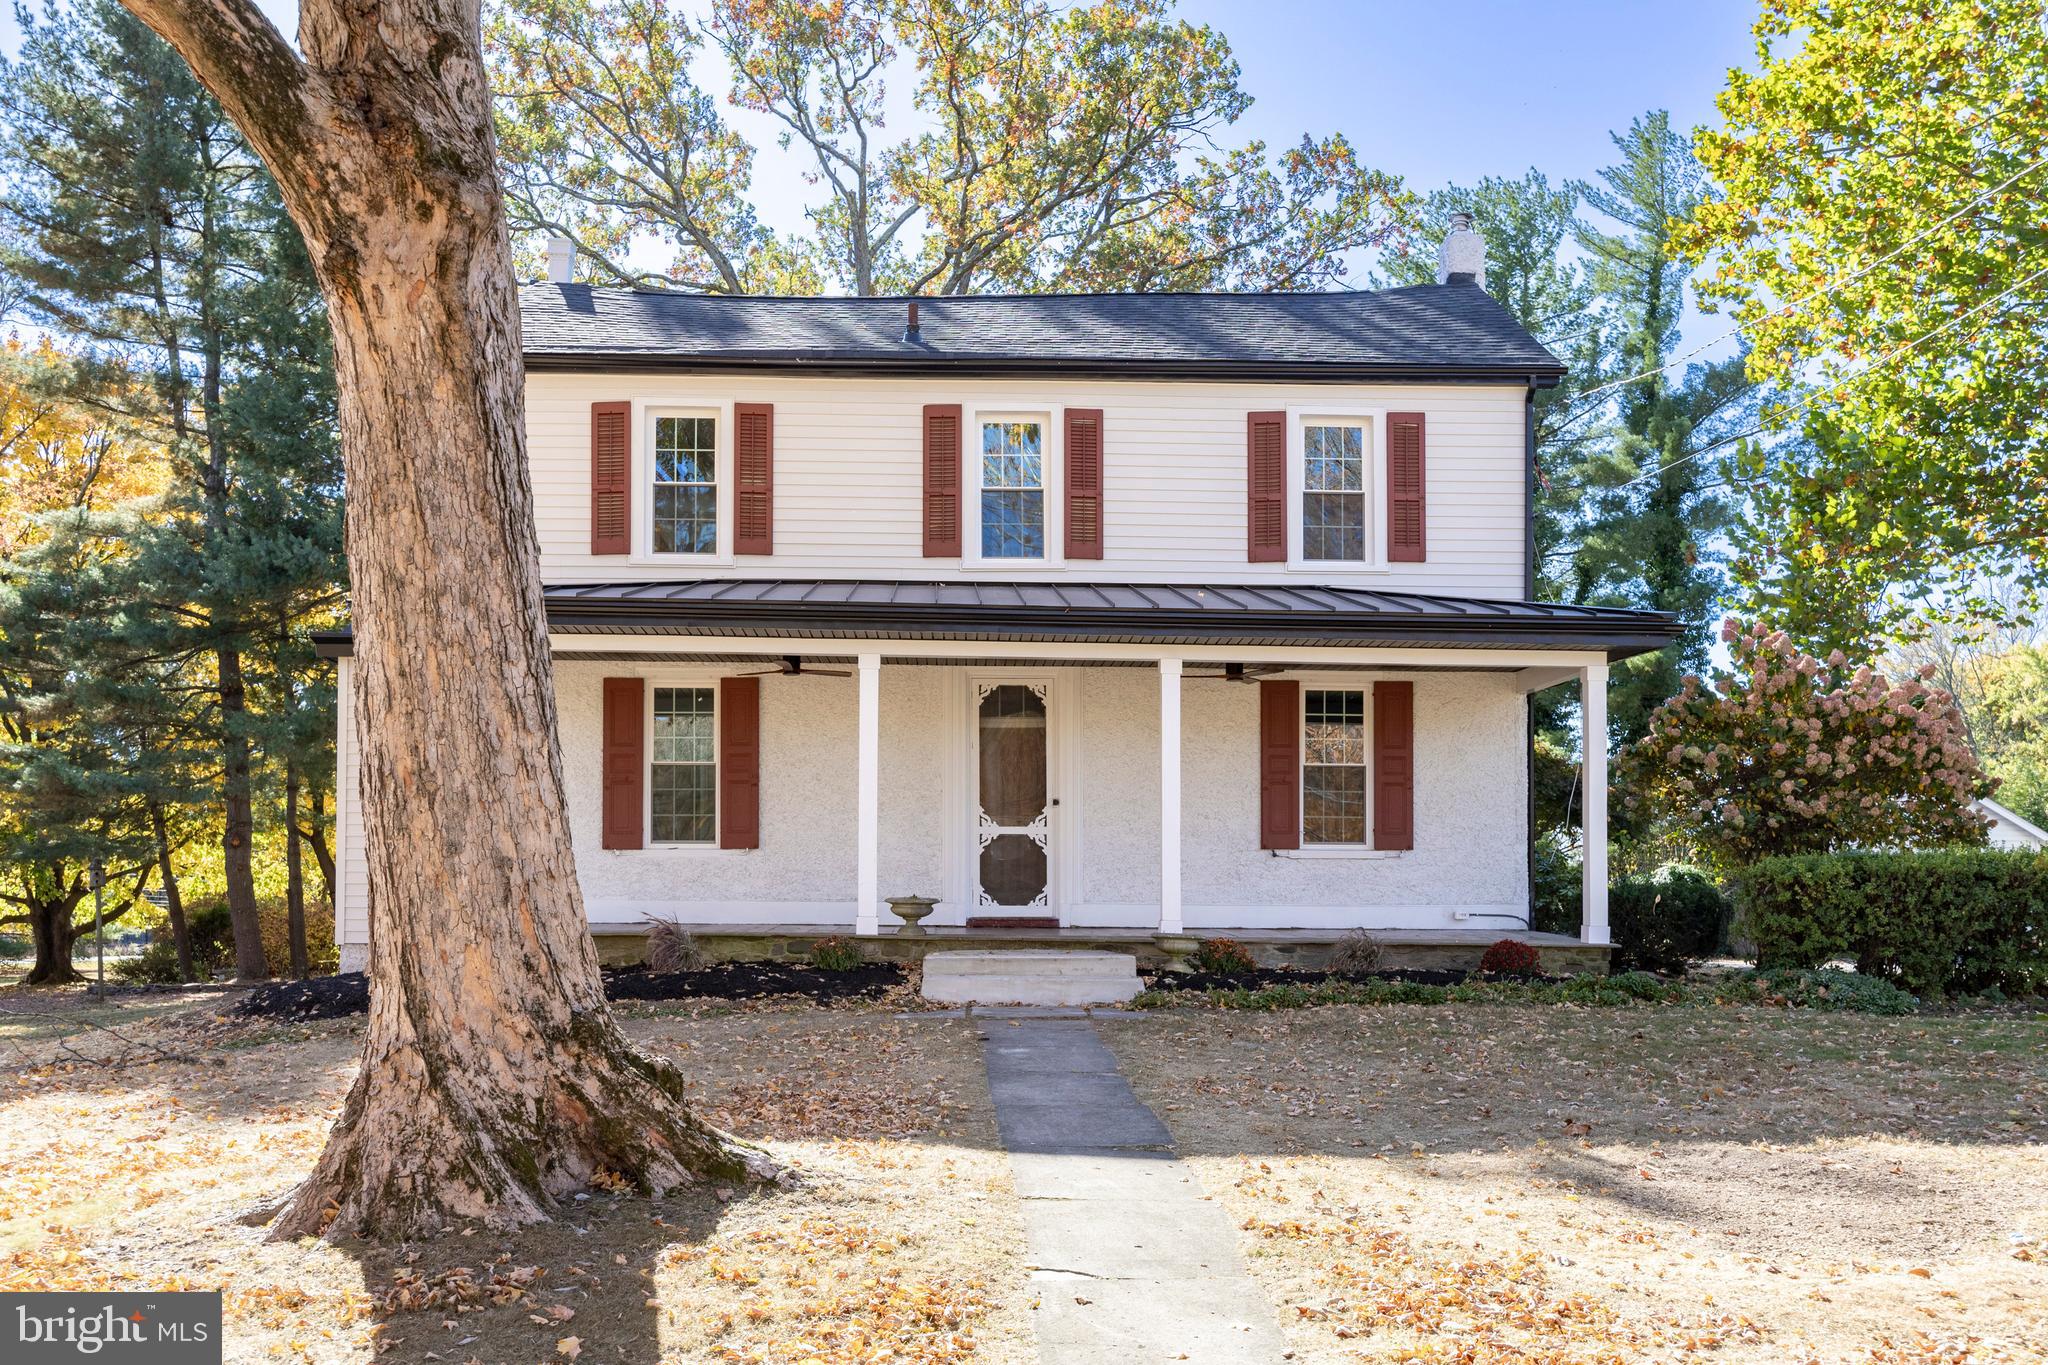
284;761;309;978
19;885;84;986
298;786;336;908
216;645;268;979
119;0;771;1240
150;800;196;981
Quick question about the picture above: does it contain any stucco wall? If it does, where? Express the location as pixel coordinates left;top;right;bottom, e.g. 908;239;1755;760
1068;669;1529;929
334;660;1530;944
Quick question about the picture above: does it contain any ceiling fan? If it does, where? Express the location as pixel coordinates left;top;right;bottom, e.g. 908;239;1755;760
736;655;853;679
1184;663;1290;683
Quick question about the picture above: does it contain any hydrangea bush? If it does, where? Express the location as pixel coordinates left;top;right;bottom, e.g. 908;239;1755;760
1618;620;1991;869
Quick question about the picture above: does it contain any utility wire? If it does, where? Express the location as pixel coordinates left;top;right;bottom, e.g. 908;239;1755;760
1549;152;2048;425
1609;262;2048;491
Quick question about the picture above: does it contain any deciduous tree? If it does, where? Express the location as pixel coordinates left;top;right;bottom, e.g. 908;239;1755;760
490;0;1414;294
1679;0;2048;646
113;0;769;1238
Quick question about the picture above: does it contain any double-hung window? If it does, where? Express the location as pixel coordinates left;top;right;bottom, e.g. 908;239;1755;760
978;417;1047;560
653;415;718;554
1301;420;1369;563
1302;688;1368;845
651;686;716;844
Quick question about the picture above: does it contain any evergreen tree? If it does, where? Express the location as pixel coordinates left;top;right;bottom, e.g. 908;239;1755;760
0;0;343;979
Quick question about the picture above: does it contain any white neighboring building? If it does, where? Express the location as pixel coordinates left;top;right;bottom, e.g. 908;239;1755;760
322;225;1679;971
1974;798;2048;850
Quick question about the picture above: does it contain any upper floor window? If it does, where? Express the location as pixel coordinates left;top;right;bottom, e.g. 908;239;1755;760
1301;420;1368;563
651;685;716;843
1302;687;1368;845
979;418;1046;559
653;415;717;554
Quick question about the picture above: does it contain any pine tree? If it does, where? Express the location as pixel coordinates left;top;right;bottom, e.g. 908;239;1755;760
1;0;343;979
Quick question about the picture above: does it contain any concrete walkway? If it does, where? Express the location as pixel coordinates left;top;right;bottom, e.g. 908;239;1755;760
981;1019;1291;1363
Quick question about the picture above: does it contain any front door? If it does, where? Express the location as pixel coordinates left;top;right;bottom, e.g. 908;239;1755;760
974;680;1054;919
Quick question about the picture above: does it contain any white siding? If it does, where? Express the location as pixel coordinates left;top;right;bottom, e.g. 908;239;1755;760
526;373;1530;597
335;656;370;949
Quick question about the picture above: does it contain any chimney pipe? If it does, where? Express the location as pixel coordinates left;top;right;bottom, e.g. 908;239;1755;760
903;299;921;342
545;235;575;285
1436;211;1486;288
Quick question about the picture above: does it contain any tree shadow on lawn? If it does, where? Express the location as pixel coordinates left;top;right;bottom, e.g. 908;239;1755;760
331;1190;728;1365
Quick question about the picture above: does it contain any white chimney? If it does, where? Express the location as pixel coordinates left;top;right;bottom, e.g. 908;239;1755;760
545;235;575;284
1436;211;1486;287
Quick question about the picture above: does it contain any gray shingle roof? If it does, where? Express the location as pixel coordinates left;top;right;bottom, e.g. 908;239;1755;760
520;284;1564;380
535;579;1676;660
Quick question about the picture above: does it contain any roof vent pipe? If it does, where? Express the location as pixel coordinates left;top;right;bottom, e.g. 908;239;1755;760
904;299;921;342
545;235;575;284
1436;211;1486;288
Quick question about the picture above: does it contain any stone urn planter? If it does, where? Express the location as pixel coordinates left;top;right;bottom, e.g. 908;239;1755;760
886;895;941;935
1154;934;1200;974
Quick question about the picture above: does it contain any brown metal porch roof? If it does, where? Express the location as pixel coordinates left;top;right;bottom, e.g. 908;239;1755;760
314;581;1679;660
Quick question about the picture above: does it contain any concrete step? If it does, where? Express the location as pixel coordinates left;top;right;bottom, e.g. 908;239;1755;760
922;950;1143;1006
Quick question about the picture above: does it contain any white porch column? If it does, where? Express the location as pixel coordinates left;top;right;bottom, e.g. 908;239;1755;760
1159;659;1184;935
1580;661;1610;945
856;653;881;935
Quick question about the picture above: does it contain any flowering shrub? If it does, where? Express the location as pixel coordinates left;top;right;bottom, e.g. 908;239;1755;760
808;935;865;971
1618;620;1990;869
1478;938;1541;976
1188;936;1258;976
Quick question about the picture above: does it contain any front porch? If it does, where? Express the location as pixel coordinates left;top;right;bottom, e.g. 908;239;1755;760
325;579;1680;970
591;923;1610;974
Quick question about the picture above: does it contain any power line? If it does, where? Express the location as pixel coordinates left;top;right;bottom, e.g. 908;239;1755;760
1551;151;2048;425
1611;262;2048;491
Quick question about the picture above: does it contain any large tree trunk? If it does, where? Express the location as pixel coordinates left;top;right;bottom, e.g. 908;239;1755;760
120;0;770;1240
150;801;196;981
20;889;84;986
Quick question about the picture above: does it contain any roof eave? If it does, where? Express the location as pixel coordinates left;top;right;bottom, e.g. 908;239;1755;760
521;351;1567;384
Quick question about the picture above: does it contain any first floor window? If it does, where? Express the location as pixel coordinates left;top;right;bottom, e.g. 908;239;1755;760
980;418;1045;558
652;686;716;842
1302;421;1367;562
654;415;717;553
1303;688;1367;844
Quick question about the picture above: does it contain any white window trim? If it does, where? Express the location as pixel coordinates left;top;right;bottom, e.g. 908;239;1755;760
1285;406;1390;574
962;405;1064;570
644;672;722;850
1270;670;1405;860
634;399;734;565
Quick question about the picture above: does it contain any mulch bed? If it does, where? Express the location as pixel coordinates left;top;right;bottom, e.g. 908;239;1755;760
1142;966;1481;992
236;961;909;1020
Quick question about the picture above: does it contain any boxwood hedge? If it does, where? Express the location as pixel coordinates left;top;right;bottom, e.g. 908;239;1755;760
1736;849;2048;998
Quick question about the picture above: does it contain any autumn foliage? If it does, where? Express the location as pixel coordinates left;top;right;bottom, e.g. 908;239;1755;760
1619;621;1990;869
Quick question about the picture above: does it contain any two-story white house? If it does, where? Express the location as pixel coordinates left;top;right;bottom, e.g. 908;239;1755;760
324;223;1677;971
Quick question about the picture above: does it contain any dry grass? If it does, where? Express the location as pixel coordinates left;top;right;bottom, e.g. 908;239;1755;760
0;993;1031;1365
1105;1004;2048;1364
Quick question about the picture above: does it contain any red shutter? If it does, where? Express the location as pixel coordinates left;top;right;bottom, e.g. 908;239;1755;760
601;677;644;850
591;401;631;555
1259;679;1301;850
1065;407;1104;560
1373;680;1414;851
1247;411;1286;563
733;403;774;555
1387;411;1426;562
718;676;760;850
922;403;962;557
